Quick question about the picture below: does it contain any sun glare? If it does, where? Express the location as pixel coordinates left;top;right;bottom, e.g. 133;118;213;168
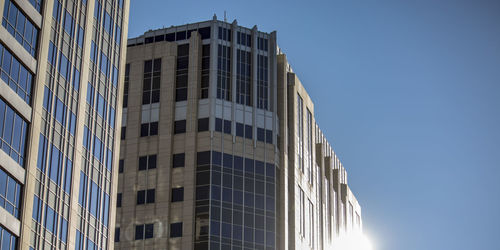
332;232;373;250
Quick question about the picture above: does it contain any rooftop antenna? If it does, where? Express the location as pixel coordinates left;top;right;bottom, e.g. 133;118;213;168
224;11;227;22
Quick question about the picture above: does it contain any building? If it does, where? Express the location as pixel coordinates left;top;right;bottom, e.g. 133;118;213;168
0;0;129;249
116;16;362;250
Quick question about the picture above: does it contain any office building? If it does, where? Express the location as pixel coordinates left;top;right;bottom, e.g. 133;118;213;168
116;16;361;250
0;0;129;249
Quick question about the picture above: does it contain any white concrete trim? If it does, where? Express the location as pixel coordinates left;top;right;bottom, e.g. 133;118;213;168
0;204;21;237
0;26;38;73
0;78;32;122
12;0;42;29
0;150;26;184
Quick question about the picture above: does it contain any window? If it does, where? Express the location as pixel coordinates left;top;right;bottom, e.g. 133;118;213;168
236;49;251;105
140;122;158;137
135;224;154;240
170;222;183;238
306;109;313;184
121;126;126;139
137;189;155;205
114;227;120;242
171;187;184;202
0;99;28;166
0;44;33;103
298;186;305;237
174;120;186;134
200;45;210;99
217;45;231;100
172;153;185;168
2;0;39;56
257;55;269;110
176;44;189;101
123;64;129;107
245;125;252;139
119;160;124;173
297;94;304;172
198;118;209;132
142;59;161;104
138;155;157;170
215;118;231;134
0;168;21;218
0;225;17;250
218;27;231;41
116;193;122;207
236;123;244;137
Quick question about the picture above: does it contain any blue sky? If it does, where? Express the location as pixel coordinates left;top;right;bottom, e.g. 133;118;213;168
127;0;500;249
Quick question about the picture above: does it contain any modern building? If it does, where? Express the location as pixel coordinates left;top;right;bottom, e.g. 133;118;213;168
0;0;129;249
116;16;362;250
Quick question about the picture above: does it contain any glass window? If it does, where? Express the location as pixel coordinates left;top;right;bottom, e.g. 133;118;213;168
0;99;28;166
170;222;183;238
0;44;33;103
0;168;21;218
198;118;209;132
176;45;189;101
2;0;39;56
114;228;120;242
174;120;186;134
172;153;185;168
143;59;161;105
116;193;122;207
171;187;184;202
145;224;154;239
245;125;252;139
135;225;144;240
136;190;145;205
217;45;231;101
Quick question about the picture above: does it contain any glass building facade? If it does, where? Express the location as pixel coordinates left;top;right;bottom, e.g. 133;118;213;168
0;0;129;249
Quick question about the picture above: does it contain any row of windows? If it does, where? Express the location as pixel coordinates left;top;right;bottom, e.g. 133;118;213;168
130;26;211;47
175;45;188;101
116;222;183;242
298;186;314;245
0;225;17;250
116;186;183;209
0;168;21;218
2;0;39;56
0;98;27;166
118;153;185;174
0;43;33;104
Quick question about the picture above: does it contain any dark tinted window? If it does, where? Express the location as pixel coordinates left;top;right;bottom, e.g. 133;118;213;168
171;187;184;202
170;222;183;237
176;31;186;41
165;33;175;41
224;120;231;134
149;155;157;169
117;193;122;207
119;160;124;173
150;122;158;135
173;153;185;168
146;189;155;203
266;130;273;144
139;156;147;170
145;224;154;239
121;127;126;139
135;225;144;240
257;128;265;142
215;118;222;132
197;151;210;165
115;227;120;242
174;120;186;134
236;123;244;137
140;124;148;137
154;35;164;42
198;118;209;132
245;125;252;139
198;27;211;39
137;190;145;204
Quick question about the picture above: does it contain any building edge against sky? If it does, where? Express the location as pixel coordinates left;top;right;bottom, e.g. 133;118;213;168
115;15;362;249
0;0;129;249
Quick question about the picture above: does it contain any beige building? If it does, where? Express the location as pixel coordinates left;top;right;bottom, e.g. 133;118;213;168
116;16;361;250
0;0;129;249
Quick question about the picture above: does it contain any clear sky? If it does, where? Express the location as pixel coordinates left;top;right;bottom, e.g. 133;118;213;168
127;0;500;249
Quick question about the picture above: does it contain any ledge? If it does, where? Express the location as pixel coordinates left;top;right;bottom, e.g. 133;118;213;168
0;78;32;122
0;206;20;237
0;150;25;184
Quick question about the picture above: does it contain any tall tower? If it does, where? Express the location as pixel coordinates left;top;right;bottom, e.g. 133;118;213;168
0;0;129;249
117;17;362;250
